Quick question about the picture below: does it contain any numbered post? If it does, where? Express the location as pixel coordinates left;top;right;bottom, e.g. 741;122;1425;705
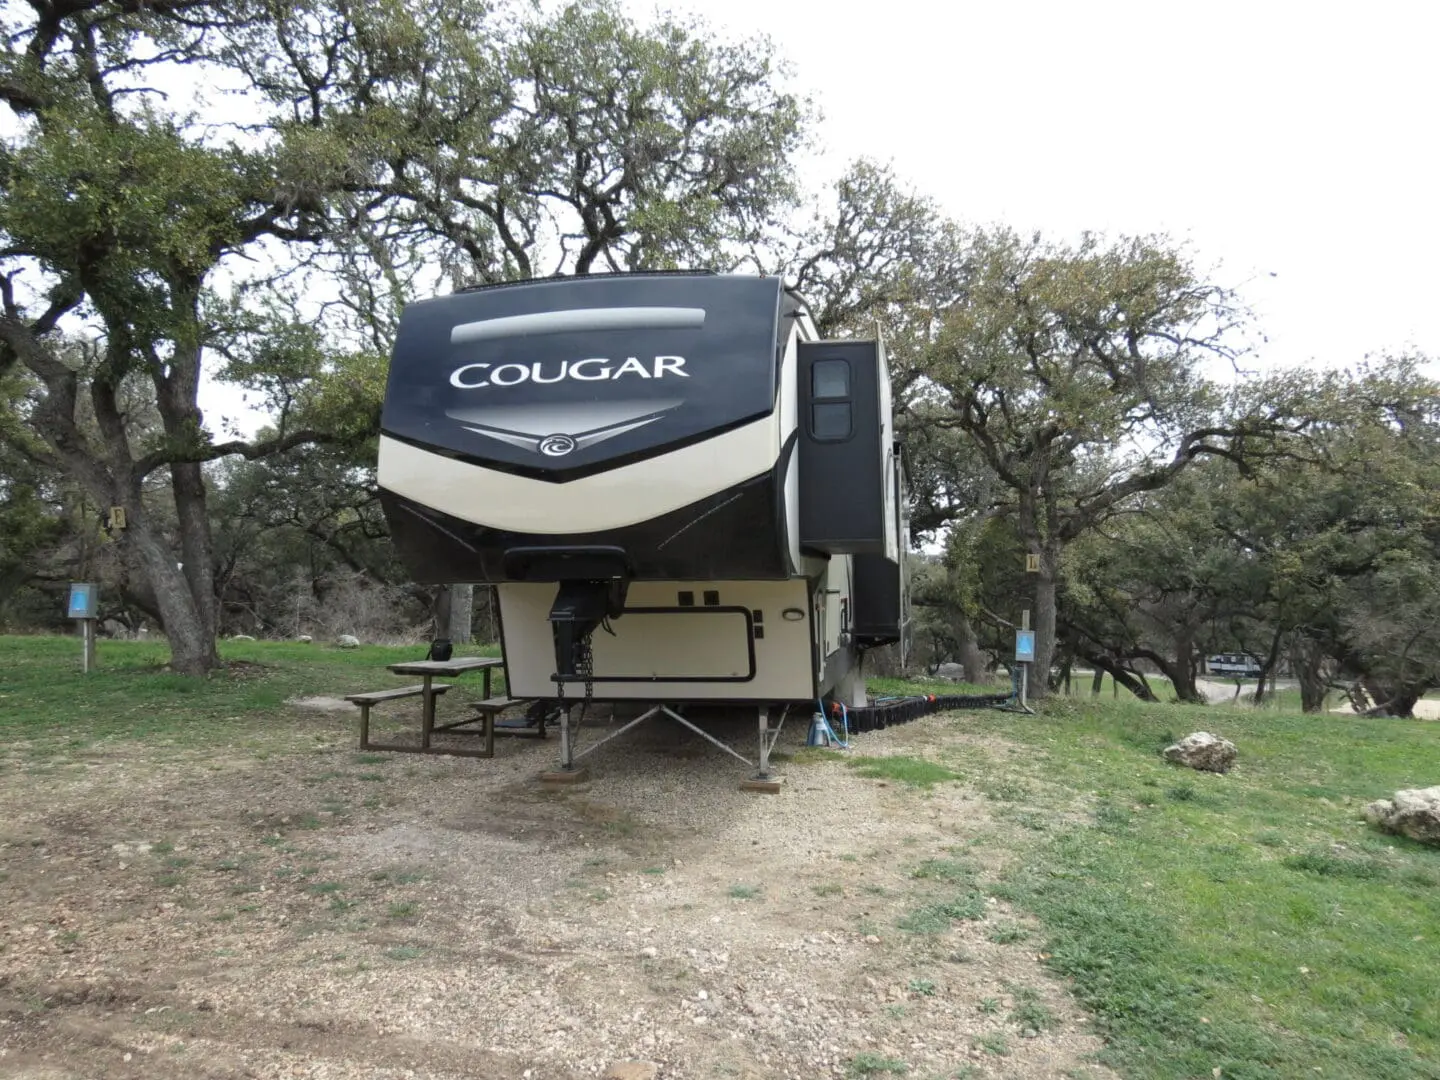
1015;609;1035;708
67;583;99;673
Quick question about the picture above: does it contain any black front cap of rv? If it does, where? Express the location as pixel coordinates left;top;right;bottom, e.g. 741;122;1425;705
380;272;786;483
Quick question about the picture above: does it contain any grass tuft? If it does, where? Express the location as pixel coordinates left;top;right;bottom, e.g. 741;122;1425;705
847;755;960;788
897;893;986;933
975;1032;1009;1056
1282;849;1391;880
845;1052;908;1077
910;858;976;884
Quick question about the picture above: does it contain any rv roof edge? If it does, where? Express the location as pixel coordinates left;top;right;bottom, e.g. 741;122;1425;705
454;267;723;295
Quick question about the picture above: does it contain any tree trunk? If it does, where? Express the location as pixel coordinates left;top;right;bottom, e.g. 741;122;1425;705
149;315;222;674
449;584;474;645
1158;635;1203;703
953;611;986;684
123;502;215;675
171;461;219;652
1083;653;1158;702
477;587;499;645
1091;666;1104;696
1031;546;1059;699
1362;678;1421;718
1136;668;1157;699
432;585;453;641
1251;626;1285;706
1289;635;1330;713
1013;482;1058;699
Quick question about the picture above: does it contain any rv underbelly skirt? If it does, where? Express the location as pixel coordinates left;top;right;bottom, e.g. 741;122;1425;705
498;580;817;702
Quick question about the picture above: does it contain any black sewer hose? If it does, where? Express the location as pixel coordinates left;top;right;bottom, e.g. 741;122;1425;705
835;692;1014;733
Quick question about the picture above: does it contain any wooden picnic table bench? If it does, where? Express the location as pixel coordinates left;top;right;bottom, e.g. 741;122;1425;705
345;655;522;759
347;684;453;752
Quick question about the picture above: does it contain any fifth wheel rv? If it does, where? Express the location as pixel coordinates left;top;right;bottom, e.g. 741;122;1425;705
376;271;912;779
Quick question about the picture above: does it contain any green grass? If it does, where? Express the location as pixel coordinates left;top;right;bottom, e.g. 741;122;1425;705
974;1032;1009;1057
0;634;503;750
888;686;1440;1080
845;1052;908;1077
896;893;986;933
909;858;976;884
1056;669;1318;712
868;675;1000;698
846;754;961;788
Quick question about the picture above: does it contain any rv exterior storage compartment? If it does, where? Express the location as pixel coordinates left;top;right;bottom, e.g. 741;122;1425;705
851;553;903;646
797;339;896;557
849;443;911;649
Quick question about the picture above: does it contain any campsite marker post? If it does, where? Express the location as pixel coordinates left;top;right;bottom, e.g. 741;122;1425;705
67;582;99;674
1015;609;1035;709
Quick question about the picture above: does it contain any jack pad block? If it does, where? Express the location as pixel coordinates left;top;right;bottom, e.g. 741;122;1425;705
740;774;785;794
539;767;591;785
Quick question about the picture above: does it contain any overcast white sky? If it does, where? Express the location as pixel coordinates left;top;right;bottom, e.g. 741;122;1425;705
636;0;1440;375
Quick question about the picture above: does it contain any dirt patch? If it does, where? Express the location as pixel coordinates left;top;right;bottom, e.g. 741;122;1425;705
0;706;1117;1079
286;695;357;712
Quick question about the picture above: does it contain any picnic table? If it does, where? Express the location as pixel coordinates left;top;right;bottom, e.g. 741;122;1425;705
385;655;501;749
346;655;545;758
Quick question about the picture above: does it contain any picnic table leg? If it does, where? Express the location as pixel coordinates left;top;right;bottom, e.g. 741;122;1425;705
421;674;435;749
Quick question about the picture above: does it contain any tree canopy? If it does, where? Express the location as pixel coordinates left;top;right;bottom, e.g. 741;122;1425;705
0;0;812;672
1;0;1436;719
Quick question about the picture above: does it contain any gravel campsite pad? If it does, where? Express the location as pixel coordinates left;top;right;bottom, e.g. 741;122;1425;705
0;705;1116;1080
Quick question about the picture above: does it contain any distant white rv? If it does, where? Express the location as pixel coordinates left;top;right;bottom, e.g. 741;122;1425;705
1207;653;1263;677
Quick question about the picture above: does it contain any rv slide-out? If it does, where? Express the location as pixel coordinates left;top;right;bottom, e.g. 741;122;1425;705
377;271;911;709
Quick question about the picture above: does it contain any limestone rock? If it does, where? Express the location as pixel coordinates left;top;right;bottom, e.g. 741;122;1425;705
336;634;360;649
1162;731;1237;774
297;634;313;644
934;662;966;681
1363;786;1440;845
604;1062;660;1080
231;633;256;641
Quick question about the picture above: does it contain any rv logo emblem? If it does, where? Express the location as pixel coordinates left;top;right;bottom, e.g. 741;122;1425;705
538;434;577;457
444;400;684;460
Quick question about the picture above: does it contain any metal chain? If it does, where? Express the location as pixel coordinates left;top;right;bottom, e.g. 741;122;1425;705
577;628;596;721
554;626;597;718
